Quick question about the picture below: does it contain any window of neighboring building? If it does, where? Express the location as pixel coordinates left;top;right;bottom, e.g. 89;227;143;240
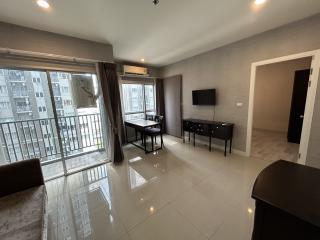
121;83;156;120
38;107;42;112
0;85;7;94
36;92;40;97
0;101;10;110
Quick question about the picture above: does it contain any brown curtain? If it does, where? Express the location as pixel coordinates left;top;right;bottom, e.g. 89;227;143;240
98;62;124;164
156;78;166;131
156;78;165;116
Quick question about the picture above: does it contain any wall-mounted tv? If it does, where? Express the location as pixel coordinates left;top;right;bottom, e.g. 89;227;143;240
192;89;216;106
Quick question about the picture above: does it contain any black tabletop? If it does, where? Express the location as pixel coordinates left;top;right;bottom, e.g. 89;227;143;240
252;160;320;228
184;118;233;126
125;119;159;128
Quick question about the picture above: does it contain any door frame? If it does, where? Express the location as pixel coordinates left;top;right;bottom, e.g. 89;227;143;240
246;50;320;165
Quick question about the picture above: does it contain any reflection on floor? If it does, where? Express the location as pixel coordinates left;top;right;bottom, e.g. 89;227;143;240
251;129;299;163
42;150;109;180
46;135;270;240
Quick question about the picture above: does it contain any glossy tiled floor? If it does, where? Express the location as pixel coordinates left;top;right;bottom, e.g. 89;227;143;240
46;135;271;240
251;129;299;163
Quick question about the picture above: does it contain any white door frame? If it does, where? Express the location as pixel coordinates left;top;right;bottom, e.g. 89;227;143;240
246;50;320;165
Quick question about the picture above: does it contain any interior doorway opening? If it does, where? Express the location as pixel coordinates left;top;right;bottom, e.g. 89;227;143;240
251;57;312;162
247;50;320;165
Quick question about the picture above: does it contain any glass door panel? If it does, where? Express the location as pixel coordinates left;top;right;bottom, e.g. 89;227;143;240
0;68;64;180
49;72;108;173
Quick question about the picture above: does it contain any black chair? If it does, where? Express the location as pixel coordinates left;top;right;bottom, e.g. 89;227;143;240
144;115;164;151
146;114;155;121
140;114;156;144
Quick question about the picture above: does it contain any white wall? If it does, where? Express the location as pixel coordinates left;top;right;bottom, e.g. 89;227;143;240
253;57;312;132
161;14;320;161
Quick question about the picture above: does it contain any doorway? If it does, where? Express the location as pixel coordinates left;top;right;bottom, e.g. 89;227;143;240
247;50;320;164
251;58;311;162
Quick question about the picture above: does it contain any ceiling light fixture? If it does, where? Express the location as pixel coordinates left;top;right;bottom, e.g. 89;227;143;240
140;58;145;62
37;0;50;9
254;0;266;5
152;0;159;6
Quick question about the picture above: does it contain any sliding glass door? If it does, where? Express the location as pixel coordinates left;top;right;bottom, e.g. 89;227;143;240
0;68;109;180
49;71;108;174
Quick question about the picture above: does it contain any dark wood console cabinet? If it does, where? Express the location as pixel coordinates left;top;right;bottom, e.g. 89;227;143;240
251;160;320;240
182;119;234;156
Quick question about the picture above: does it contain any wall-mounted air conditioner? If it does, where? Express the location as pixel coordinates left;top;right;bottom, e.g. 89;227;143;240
123;65;149;76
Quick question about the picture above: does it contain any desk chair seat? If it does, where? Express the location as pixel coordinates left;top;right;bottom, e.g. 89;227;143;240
144;115;164;151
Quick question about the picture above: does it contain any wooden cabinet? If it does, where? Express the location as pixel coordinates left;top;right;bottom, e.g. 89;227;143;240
252;160;320;240
182;119;234;156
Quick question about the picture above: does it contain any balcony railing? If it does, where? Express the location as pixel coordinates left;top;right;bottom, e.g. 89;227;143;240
0;113;104;164
16;106;32;113
12;92;29;98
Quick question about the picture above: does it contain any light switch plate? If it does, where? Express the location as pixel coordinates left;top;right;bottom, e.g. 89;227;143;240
236;102;243;107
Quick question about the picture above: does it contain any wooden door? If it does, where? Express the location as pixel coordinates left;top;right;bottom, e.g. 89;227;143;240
287;69;310;143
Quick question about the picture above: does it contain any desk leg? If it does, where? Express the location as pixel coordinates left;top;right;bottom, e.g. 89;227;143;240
125;126;128;143
183;130;185;143
188;131;190;142
141;132;144;145
193;132;195;147
224;140;227;157
209;136;211;151
135;129;137;141
229;137;233;154
144;133;147;153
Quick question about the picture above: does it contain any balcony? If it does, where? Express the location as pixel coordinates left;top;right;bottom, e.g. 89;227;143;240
8;74;25;82
12;92;29;98
0;113;108;180
16;105;32;113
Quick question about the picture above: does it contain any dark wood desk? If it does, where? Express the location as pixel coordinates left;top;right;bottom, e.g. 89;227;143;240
125;119;162;154
251;160;320;240
182;119;234;156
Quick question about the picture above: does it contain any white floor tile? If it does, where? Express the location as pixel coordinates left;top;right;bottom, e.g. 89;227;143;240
129;204;207;240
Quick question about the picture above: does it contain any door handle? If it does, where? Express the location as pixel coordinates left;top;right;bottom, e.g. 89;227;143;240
299;115;304;119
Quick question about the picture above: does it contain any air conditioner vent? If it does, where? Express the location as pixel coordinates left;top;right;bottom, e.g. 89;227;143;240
123;65;149;76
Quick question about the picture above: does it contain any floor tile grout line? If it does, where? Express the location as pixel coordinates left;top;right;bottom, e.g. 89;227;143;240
171;202;211;240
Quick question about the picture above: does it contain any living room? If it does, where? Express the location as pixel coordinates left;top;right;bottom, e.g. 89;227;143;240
1;1;320;240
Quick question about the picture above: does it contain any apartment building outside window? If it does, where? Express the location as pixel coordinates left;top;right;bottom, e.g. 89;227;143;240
121;82;156;120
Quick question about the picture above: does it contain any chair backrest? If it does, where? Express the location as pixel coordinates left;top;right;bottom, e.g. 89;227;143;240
146;114;155;121
154;115;164;122
154;115;164;130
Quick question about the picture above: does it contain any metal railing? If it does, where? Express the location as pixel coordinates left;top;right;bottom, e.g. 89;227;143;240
0;113;104;164
16;105;32;112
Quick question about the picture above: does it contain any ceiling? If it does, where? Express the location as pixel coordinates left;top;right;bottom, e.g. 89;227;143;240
0;0;320;66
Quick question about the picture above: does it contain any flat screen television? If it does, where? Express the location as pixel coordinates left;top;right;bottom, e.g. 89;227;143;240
192;89;216;106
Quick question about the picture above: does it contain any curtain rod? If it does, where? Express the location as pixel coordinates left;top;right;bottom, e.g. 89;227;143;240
0;47;111;64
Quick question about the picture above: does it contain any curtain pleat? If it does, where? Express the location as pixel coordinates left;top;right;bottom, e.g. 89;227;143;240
97;62;124;164
156;78;166;131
